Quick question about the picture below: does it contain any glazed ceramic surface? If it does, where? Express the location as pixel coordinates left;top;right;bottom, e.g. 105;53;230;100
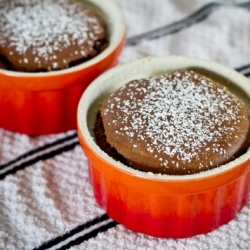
77;56;250;238
0;0;126;135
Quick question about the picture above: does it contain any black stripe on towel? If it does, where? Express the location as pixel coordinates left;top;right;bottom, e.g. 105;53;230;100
126;1;250;46
0;133;79;180
235;63;250;72
236;1;250;9
0;132;78;170
126;2;221;46
57;222;118;250
243;71;250;78
33;214;118;250
235;63;250;77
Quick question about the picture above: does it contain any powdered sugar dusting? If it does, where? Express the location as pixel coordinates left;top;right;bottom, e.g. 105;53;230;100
0;0;106;71
102;71;247;171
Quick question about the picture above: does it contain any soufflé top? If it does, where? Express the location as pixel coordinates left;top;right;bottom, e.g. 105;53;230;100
0;0;108;72
95;70;250;175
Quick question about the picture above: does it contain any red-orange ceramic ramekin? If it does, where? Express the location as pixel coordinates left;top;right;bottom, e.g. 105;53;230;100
0;0;126;135
77;56;250;238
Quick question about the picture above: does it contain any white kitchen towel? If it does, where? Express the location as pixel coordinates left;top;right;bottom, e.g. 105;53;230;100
1;0;250;249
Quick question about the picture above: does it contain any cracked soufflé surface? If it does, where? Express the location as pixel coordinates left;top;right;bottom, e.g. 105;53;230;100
95;70;250;175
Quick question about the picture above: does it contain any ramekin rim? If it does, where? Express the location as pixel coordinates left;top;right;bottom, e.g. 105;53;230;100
0;0;126;78
77;55;250;181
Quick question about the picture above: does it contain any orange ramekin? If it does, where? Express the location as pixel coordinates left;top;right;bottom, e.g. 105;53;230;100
77;56;250;238
0;0;126;135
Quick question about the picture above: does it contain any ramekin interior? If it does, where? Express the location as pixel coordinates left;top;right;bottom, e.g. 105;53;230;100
77;56;250;181
0;0;126;78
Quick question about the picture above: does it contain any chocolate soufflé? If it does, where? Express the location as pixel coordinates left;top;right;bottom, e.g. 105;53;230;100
0;0;108;72
95;70;250;175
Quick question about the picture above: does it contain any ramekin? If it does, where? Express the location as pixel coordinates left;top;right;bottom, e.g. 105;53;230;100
0;0;126;135
77;56;250;238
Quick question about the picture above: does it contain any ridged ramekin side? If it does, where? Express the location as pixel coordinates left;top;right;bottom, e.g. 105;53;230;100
88;161;250;238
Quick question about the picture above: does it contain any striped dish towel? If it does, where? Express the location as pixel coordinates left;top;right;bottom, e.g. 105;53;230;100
1;0;250;249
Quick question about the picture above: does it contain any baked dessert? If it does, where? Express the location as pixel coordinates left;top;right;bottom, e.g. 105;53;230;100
0;0;108;72
95;70;250;175
78;57;250;238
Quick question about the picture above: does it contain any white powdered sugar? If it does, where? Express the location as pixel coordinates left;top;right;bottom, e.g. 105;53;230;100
103;71;245;169
0;0;105;69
